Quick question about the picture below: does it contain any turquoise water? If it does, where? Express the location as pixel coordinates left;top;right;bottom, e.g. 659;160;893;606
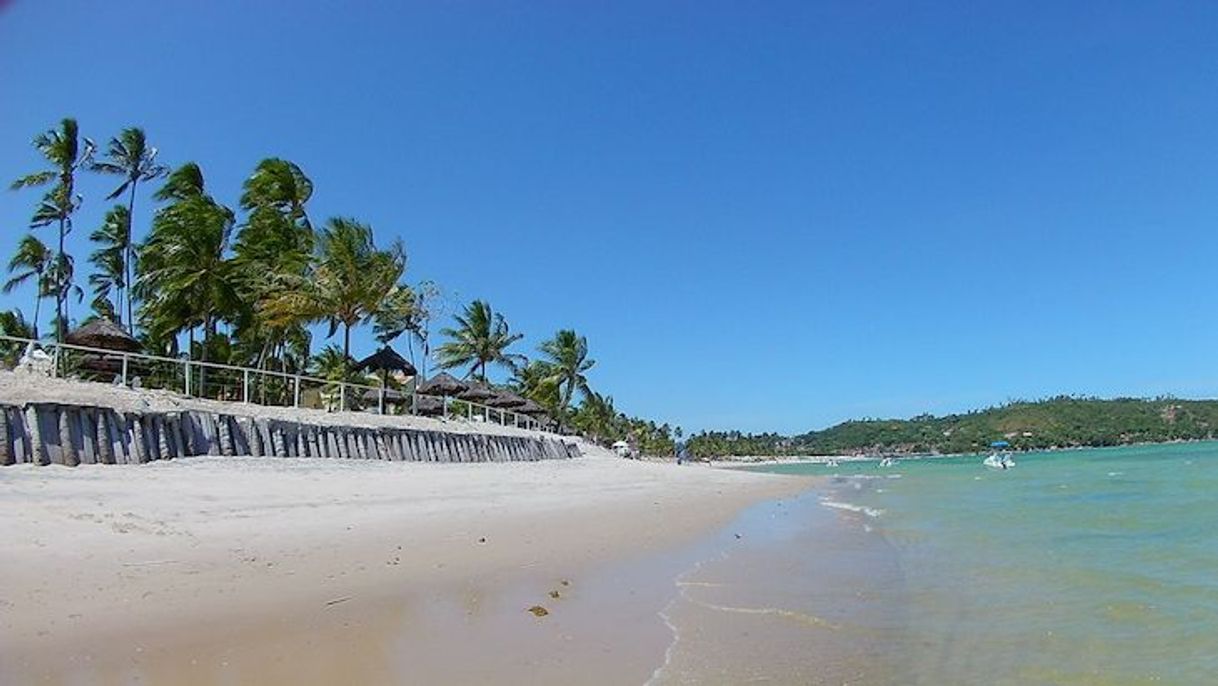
752;443;1218;685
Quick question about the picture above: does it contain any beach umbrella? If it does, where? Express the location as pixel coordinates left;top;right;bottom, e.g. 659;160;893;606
415;372;469;418
456;381;496;402
455;381;498;421
484;391;528;425
412;394;444;416
485;391;527;409
515;399;549;429
355;346;417;413
361;388;407;404
354;345;417;377
416;372;468;397
517;398;547;416
65;318;141;353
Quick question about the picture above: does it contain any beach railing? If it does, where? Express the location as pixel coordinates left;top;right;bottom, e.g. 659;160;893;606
0;334;547;432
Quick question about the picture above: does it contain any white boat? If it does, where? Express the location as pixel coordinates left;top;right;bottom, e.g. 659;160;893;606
983;440;1015;470
825;459;840;467
878;457;897;467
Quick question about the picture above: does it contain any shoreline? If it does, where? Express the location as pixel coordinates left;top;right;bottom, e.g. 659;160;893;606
703;436;1218;465
0;451;813;684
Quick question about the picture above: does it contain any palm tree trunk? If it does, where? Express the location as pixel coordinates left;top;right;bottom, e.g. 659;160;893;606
55;217;65;344
200;314;212;398
343;322;352;369
125;182;137;332
31;286;42;340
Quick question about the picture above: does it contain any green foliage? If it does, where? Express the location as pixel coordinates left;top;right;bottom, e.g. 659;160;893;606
537;329;595;424
436;299;525;382
89;126;167;330
88;205;129;320
0;309;34;365
259;217;405;360
688;396;1218;459
11;118;95;341
136;162;238;356
4;235;53;338
684;431;790;460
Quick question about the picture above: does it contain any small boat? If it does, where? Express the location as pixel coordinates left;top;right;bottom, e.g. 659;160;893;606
878;457;897;468
825;459;840;467
984;441;1015;470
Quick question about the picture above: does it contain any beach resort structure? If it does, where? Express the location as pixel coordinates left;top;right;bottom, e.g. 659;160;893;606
0;329;579;467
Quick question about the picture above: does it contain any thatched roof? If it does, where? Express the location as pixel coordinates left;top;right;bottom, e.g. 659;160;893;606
456;381;496;402
485;391;527;409
360;388;408;404
65;318;141;353
416;372;468;397
518;398;548;416
354;346;417;376
412;394;444;416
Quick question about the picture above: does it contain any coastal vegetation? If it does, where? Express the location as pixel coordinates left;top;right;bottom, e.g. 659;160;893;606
686;396;1218;458
4;117;673;447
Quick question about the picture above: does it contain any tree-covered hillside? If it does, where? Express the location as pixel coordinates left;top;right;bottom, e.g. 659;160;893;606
687;396;1218;458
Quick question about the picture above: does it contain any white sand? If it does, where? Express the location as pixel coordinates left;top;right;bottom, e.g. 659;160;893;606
0;447;810;684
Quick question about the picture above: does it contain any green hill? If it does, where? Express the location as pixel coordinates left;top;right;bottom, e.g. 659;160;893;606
686;396;1218;459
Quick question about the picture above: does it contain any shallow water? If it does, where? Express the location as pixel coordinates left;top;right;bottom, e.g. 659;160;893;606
748;443;1218;684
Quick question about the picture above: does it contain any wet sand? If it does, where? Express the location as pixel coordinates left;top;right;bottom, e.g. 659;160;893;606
0;452;810;684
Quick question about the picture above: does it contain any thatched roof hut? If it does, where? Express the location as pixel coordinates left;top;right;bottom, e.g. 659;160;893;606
412;394;445;416
518;398;548;416
485;391;527;409
456;381;496;402
361;388;408;404
416;372;468;397
354;346;417;377
65;319;141;353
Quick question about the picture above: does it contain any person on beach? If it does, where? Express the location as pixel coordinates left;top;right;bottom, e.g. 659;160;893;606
676;441;687;465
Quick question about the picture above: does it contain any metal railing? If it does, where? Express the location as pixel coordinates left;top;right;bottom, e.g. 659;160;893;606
0;334;548;432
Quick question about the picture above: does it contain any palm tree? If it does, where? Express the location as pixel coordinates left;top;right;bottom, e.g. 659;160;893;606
309;344;361;383
573;391;622;443
45;252;85;335
88;205;129;321
260;217;404;363
3;235;53;338
538;329;596;419
11;118;95;343
136;163;238;371
372;284;417;345
0;309;34;364
90;127;168;330
437;300;525;383
230;159;317;372
510;358;561;417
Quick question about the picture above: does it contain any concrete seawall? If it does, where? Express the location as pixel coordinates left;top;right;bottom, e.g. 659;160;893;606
0;402;580;466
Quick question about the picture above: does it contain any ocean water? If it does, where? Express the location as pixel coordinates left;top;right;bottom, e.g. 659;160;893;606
730;442;1218;685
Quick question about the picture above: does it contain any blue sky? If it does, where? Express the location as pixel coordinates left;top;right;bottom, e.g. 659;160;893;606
2;1;1218;434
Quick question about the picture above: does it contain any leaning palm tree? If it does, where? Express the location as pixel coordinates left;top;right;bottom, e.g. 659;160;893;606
372;283;417;346
136;163;239;373
509;358;561;417
260;217;405;363
538;329;595;418
3;235;53;338
230;159;317;372
11;118;95;343
90;127;168;330
436;300;525;383
88;205;129;322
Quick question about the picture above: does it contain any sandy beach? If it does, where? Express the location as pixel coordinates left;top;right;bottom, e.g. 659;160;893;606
0;446;810;684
